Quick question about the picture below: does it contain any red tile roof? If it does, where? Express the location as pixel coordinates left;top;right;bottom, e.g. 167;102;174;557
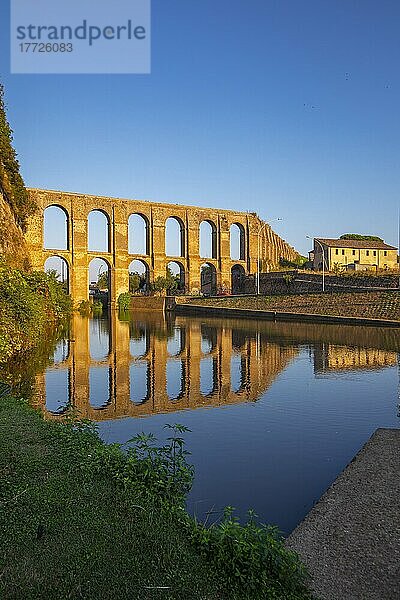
315;238;397;250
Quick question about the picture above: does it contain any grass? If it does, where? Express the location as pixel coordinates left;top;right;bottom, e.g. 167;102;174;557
0;396;221;600
182;291;400;321
0;394;312;600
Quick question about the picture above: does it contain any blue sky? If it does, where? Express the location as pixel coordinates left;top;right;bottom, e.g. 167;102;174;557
1;0;400;255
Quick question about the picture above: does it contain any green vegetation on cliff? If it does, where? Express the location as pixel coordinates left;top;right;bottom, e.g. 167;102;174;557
0;84;36;231
0;259;71;372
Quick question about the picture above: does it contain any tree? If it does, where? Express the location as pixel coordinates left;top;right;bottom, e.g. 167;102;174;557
97;271;109;290
151;276;168;295
166;267;179;292
0;84;37;231
129;272;141;293
340;234;383;242
151;268;180;295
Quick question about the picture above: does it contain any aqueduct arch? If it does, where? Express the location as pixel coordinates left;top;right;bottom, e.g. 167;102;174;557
25;188;298;304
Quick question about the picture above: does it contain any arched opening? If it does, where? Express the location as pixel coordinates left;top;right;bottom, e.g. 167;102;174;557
166;261;185;294
230;354;247;393
44;256;69;294
88;210;110;253
200;263;217;296
52;339;70;364
130;361;151;404
167;327;186;357
130;329;149;358
128;214;148;255
166;359;186;401
231;264;246;294
44;205;68;250
230;223;245;260
89;315;111;359
89;258;111;306
89;366;111;409
199;220;217;258
200;356;218;397
201;324;217;354
45;369;70;414
129;259;150;294
232;329;247;350
165;217;184;257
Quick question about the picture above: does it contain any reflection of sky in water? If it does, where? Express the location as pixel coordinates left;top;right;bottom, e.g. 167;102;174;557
130;362;149;404
40;314;400;536
166;359;184;400
230;354;243;392
89;367;110;409
53;340;69;364
200;357;215;396
99;352;400;536
130;336;148;358
45;370;69;413
201;336;212;354
167;328;183;356
89;319;110;360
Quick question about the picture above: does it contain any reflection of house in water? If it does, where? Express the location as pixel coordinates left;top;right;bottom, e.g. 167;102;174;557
33;313;299;421
313;342;397;375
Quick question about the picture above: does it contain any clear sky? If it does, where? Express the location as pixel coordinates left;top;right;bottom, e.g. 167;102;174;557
1;0;399;255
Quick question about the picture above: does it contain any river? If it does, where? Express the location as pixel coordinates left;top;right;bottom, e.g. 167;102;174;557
33;311;400;535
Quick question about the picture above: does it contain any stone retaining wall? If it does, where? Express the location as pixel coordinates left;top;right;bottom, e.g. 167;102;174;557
245;271;399;295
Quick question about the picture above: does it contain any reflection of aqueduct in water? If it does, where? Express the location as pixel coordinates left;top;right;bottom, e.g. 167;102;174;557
34;314;399;421
34;313;300;421
25;188;298;303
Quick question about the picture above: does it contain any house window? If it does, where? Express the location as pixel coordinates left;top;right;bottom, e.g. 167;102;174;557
366;250;369;256
352;250;356;255
384;251;387;257
335;249;339;255
373;250;376;256
342;249;345;255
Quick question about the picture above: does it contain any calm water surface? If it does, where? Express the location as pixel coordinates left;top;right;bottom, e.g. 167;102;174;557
36;312;400;535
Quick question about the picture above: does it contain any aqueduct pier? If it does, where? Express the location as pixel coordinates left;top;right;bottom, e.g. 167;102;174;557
25;188;298;304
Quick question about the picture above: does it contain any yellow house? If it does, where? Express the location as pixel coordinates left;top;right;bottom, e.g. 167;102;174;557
312;238;398;271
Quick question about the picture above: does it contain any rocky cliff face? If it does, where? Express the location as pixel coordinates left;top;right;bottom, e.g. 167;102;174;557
0;189;31;269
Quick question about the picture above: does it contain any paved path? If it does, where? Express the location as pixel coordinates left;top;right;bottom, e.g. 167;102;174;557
287;428;400;599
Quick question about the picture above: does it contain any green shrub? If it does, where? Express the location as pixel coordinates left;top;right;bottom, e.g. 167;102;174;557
190;507;311;599
66;420;311;599
117;292;132;311
0;258;71;365
85;424;194;505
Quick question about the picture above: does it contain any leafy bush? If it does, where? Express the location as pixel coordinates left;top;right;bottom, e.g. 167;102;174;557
279;255;307;269
190;507;311;599
86;424;194;505
78;299;103;316
64;420;311;599
0;258;71;365
117;292;132;311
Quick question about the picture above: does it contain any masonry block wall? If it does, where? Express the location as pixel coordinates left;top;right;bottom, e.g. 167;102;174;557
25;188;298;304
244;271;400;295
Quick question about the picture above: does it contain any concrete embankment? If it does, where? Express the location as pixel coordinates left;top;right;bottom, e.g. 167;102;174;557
286;428;400;600
175;303;400;328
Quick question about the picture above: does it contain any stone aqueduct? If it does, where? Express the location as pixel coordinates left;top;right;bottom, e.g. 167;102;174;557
25;188;298;303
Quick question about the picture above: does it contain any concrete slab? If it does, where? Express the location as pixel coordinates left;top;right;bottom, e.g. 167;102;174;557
286;428;400;600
